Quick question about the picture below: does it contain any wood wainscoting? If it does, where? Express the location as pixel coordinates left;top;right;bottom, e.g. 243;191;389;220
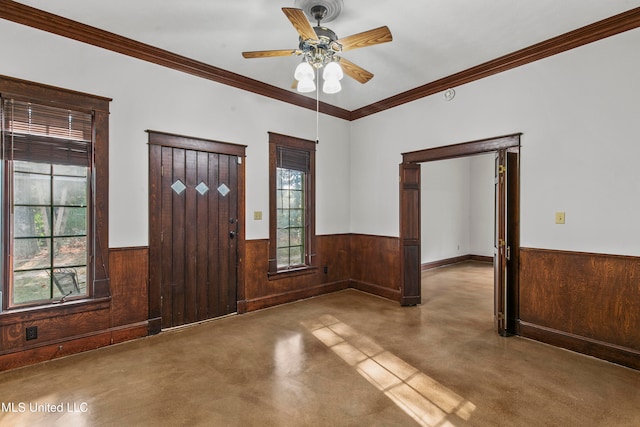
0;247;149;371
519;248;640;370
240;235;351;312
240;234;403;312
350;234;402;301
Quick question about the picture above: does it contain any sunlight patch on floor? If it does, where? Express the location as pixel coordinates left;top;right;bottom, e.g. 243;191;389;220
301;315;476;427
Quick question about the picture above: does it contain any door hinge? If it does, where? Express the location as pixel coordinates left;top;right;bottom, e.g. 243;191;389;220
498;165;506;174
497;312;505;320
161;231;164;243
161;165;164;177
498;238;506;247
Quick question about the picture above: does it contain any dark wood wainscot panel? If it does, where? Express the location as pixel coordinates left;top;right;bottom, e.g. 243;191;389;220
0;247;149;371
350;234;401;301
240;235;351;312
519;248;640;369
110;247;149;327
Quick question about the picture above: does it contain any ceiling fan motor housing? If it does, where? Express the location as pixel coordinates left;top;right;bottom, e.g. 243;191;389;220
299;26;342;67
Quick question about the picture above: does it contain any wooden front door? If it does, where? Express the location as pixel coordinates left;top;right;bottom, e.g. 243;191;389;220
148;131;245;332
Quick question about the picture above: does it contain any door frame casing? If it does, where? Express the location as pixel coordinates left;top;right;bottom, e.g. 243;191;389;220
399;133;521;333
147;130;246;334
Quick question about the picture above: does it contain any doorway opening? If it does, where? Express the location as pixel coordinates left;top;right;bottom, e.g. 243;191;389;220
420;153;495;335
399;134;521;336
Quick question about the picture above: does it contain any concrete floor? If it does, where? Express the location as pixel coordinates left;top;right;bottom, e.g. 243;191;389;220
0;261;639;426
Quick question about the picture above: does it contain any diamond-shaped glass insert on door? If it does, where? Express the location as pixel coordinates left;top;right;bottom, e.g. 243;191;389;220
171;179;186;195
217;183;230;197
195;181;209;195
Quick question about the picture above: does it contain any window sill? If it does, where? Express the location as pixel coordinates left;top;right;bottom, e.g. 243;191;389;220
0;297;111;326
268;266;318;281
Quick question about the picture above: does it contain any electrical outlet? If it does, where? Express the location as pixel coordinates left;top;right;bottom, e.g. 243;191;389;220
26;326;38;341
555;212;566;224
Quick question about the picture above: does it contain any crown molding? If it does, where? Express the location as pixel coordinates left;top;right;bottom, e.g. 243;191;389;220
1;1;639;122
351;7;640;120
0;0;351;120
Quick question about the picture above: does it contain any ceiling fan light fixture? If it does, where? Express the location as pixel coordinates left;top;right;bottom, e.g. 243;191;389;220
322;78;341;94
297;77;316;93
294;61;315;81
322;61;343;81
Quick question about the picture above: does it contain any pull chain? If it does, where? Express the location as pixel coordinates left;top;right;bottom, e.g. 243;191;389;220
316;67;320;144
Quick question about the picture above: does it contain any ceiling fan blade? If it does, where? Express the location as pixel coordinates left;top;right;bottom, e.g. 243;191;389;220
242;49;298;59
282;7;318;41
338;26;393;52
339;58;374;84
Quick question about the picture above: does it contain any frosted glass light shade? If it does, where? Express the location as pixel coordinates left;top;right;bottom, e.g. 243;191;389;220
294;61;315;81
322;78;341;94
322;61;343;81
297;78;316;93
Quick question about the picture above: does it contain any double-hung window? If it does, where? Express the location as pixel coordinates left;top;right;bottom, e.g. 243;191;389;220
268;132;316;275
2;99;92;307
0;76;113;310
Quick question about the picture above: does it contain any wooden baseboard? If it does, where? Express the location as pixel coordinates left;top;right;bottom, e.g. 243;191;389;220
240;281;350;312
0;321;149;372
148;317;162;335
350;280;401;302
470;255;493;263
421;254;492;271
519;321;640;370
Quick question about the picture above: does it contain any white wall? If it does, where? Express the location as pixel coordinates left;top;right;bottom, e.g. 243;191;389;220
421;154;494;263
0;20;352;246
3;20;639;257
351;28;640;257
421;158;470;262
469;154;494;257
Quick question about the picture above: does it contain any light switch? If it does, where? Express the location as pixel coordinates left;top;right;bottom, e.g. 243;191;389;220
555;212;565;224
253;211;263;221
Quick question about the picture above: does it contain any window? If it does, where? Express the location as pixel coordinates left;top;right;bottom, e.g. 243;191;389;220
1;75;110;310
268;132;316;274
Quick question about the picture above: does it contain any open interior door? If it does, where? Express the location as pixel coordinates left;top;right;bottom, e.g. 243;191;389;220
400;162;421;306
494;150;508;336
494;147;520;336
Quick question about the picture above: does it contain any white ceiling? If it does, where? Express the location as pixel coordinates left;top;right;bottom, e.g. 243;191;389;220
16;0;640;111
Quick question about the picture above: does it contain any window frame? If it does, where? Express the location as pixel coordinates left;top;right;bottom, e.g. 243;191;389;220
0;75;111;311
268;132;316;277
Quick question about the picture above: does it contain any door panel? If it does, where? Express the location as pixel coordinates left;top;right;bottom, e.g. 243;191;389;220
494;148;520;336
494;151;507;336
171;147;186;327
400;162;421;306
506;148;520;333
159;145;175;329
195;151;210;322
151;143;239;329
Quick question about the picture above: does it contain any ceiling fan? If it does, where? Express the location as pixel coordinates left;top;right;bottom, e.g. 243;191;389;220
242;2;392;93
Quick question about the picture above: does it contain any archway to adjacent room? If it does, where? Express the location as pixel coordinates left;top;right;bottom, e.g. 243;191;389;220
399;134;521;336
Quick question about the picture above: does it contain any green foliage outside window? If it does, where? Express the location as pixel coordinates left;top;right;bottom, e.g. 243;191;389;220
12;161;88;304
276;167;305;269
